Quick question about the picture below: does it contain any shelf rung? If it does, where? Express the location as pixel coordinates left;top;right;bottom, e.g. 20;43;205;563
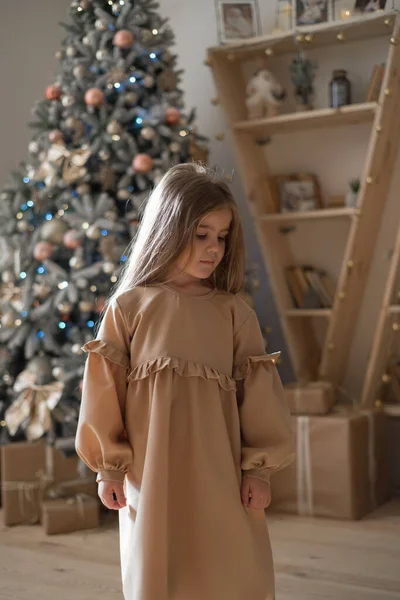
388;305;400;314
259;208;356;223
234;103;377;136
284;308;332;318
383;404;400;417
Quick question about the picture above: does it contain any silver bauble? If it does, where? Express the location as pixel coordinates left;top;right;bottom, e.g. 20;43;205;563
96;49;109;61
95;19;108;31
141;127;155;140
66;46;77;58
62;94;75;108
28;141;39;154
102;261;115;275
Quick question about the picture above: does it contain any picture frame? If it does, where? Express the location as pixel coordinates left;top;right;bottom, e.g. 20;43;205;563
353;0;387;13
215;0;261;44
293;0;333;26
271;173;322;213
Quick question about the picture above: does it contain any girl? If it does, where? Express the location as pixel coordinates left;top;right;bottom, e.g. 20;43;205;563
76;163;294;600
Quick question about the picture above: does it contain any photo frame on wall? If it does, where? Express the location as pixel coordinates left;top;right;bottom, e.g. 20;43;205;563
215;0;261;44
293;0;334;26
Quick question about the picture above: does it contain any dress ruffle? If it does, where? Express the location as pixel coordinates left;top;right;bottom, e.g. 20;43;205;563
82;340;130;370
127;356;236;392
234;352;281;381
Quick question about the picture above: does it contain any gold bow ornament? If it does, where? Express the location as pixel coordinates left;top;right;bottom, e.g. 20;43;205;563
5;369;64;441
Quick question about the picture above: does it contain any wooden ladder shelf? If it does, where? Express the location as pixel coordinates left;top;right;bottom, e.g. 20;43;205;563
207;12;400;386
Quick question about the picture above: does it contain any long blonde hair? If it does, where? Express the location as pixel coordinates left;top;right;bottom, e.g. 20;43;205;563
109;162;245;303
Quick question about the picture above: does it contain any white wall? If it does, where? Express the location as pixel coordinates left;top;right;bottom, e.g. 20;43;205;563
1;1;398;395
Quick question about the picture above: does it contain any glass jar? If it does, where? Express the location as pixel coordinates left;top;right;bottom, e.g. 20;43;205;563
330;69;351;108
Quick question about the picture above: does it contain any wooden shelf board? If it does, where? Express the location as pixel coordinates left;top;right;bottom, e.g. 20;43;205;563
259;207;356;223
388;304;400;314
208;12;395;60
234;103;377;136
285;308;332;317
383;404;400;417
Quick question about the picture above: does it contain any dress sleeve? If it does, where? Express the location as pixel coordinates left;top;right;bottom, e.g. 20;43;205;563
233;309;294;484
75;298;133;483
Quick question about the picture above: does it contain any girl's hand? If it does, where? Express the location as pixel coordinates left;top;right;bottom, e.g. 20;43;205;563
241;476;271;510
98;480;127;510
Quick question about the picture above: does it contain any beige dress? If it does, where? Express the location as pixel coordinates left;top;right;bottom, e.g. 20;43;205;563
75;284;294;600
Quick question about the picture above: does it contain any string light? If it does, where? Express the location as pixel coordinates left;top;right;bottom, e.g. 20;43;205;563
87;320;95;328
58;322;67;330
27;200;34;207
16;212;23;220
390;36;400;45
110;275;117;283
45;213;53;221
152;29;158;35
20;272;27;280
90;285;97;292
15;319;22;327
114;82;121;89
337;32;345;41
150;53;157;60
23;177;30;184
58;281;69;290
129;76;136;83
37;331;45;339
82;222;90;230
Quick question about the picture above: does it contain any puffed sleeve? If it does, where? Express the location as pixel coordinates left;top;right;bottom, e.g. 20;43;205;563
234;309;294;484
75;297;133;484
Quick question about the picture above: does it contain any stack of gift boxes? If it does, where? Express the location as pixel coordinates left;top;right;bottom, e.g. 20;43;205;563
271;381;388;520
1;438;99;534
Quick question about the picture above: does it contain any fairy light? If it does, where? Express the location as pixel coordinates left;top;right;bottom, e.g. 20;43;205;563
58;281;69;290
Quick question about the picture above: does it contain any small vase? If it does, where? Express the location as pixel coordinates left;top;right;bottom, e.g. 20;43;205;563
345;190;358;208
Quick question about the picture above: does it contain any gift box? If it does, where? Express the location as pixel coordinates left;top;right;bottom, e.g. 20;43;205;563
284;381;335;415
271;409;388;520
42;494;99;535
1;439;96;526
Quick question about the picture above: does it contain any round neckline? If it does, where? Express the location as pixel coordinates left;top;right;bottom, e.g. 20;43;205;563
160;283;218;299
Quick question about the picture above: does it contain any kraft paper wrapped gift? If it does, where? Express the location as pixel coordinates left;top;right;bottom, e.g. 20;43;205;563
1;440;96;526
271;409;388;520
284;381;335;415
42;494;99;535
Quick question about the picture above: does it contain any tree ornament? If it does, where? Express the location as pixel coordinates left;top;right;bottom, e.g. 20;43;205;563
95;19;108;31
113;30;135;49
111;3;120;15
96;49;109;61
99;149;111;161
86;224;101;239
84;88;105;107
170;142;181;153
33;241;53;261
144;75;155;88
69;255;84;269
132;153;153;173
62;93;75;108
66;46;77;58
40;220;69;245
71;343;83;355
102;261;115;274
58;302;73;315
117;189;131;200
107;120;122;135
124;91;138;106
141;127;155;140
63;229;83;249
46;85;61;101
73;64;89;79
17;221;30;233
165;107;181;125
49;129;64;143
28;141;39;154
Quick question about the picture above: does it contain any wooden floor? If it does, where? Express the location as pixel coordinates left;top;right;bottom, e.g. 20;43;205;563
1;500;400;600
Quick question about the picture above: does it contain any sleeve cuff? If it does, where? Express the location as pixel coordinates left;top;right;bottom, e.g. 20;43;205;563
96;469;126;483
242;468;271;484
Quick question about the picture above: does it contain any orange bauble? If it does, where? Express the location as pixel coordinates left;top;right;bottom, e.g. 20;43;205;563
113;30;135;49
84;88;105;107
46;85;61;101
165;107;181;126
33;241;54;261
132;153;154;174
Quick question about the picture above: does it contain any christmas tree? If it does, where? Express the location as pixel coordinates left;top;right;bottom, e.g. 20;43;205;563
0;0;207;445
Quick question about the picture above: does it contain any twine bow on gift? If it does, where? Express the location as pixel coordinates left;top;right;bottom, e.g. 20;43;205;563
4;370;64;441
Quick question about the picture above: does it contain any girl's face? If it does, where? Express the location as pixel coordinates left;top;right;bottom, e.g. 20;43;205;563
177;208;232;281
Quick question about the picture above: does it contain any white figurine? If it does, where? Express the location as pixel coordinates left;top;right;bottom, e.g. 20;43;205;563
245;69;286;120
